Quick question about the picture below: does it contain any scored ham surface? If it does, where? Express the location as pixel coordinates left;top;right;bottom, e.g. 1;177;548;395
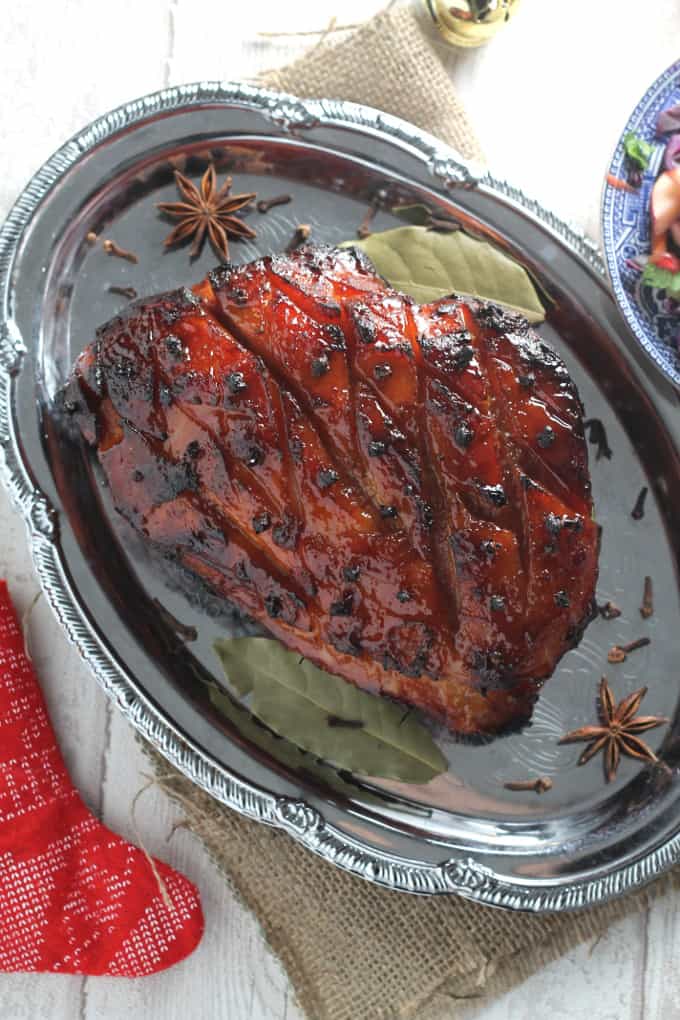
63;245;599;736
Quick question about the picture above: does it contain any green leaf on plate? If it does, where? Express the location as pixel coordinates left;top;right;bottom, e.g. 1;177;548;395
623;131;654;171
214;638;257;697
641;260;680;295
346;225;546;323
207;683;384;804
213;637;447;783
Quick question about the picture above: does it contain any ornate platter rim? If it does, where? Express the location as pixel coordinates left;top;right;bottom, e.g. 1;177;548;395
1;80;677;912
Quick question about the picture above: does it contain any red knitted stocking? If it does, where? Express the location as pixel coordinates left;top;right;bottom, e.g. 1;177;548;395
0;580;204;976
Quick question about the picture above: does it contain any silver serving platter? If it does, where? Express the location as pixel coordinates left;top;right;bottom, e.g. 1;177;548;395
2;82;680;912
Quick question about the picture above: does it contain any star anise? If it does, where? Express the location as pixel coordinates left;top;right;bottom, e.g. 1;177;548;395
156;164;256;262
558;676;668;783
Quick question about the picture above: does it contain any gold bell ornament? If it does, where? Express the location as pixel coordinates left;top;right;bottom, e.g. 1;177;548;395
424;0;521;48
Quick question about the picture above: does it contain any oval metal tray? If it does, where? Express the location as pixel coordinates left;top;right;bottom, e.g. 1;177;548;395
2;83;680;912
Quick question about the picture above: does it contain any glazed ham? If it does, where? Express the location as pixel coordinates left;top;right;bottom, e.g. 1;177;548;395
63;245;599;736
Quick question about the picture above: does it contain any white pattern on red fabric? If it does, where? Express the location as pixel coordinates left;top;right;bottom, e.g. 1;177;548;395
0;580;204;976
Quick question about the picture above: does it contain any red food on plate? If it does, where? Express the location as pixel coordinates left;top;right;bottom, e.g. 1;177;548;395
63;245;599;736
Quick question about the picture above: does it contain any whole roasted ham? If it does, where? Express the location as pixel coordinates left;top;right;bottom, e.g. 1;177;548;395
63;245;599;736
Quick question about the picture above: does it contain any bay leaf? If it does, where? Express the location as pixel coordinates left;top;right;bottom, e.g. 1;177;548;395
348;224;546;323
213;637;447;783
207;684;385;805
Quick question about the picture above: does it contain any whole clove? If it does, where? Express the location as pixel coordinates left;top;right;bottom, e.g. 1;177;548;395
504;777;553;794
583;418;612;461
631;486;648;520
607;636;651;663
108;285;138;300
598;601;622;620
356;187;394;238
357;203;377;239
286;224;311;252
640;575;654;619
257;193;292;214
151;597;198;645
103;239;139;264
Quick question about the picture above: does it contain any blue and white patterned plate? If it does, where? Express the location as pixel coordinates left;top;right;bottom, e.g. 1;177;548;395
602;59;680;387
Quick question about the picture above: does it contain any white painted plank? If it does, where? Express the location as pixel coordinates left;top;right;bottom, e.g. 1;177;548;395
0;0;172;217
640;885;680;1019
169;0;388;84
456;913;648;1020
0;976;85;1020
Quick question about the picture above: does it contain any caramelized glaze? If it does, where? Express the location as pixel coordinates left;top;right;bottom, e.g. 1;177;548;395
64;245;599;735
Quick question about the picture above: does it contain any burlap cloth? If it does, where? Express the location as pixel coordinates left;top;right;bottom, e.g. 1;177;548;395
144;7;680;1018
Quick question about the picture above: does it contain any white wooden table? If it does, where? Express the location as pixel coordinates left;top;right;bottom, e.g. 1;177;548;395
1;2;679;1017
